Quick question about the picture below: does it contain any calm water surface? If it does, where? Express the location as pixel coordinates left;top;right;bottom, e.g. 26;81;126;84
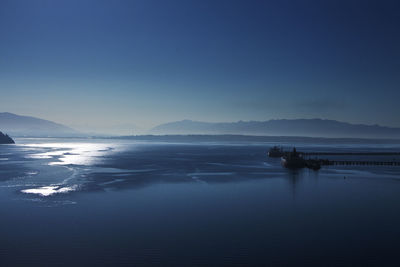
1;138;400;266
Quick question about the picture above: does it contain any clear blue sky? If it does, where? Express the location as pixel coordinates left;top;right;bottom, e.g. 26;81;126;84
0;0;399;133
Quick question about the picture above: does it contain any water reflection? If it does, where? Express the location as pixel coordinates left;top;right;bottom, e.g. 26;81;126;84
21;185;78;196
22;142;116;166
13;142;121;198
285;169;302;199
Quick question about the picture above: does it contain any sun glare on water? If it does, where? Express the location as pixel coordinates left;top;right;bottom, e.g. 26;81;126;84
21;185;78;197
18;141;123;197
23;142;117;166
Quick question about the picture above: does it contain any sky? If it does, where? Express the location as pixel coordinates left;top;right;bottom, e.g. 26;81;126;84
0;0;399;134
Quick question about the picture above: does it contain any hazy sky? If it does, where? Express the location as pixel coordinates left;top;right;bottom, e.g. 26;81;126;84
0;0;399;133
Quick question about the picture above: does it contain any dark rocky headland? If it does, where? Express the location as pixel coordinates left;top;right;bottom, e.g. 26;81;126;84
0;132;15;144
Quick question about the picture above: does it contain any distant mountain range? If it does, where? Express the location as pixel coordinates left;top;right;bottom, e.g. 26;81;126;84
150;119;400;139
2;112;400;139
0;112;80;137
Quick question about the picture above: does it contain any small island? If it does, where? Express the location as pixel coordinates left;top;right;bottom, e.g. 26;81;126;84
0;131;15;144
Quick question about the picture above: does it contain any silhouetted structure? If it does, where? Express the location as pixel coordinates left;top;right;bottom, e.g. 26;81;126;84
0;131;15;144
268;146;284;157
281;147;307;169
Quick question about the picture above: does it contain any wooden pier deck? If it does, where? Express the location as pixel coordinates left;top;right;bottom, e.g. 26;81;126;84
301;152;400;156
317;159;400;166
271;148;400;169
302;152;400;167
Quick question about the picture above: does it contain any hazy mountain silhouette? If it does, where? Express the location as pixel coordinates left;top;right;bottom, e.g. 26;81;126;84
150;119;400;139
0;112;80;137
0;131;14;144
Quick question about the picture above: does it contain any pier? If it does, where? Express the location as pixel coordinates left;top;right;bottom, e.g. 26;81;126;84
302;152;400;167
318;159;400;166
269;146;400;170
301;152;400;156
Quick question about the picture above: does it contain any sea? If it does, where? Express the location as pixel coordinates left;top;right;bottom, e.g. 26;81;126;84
1;137;400;266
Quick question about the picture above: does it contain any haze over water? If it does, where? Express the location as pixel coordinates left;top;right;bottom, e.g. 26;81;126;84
1;138;400;266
